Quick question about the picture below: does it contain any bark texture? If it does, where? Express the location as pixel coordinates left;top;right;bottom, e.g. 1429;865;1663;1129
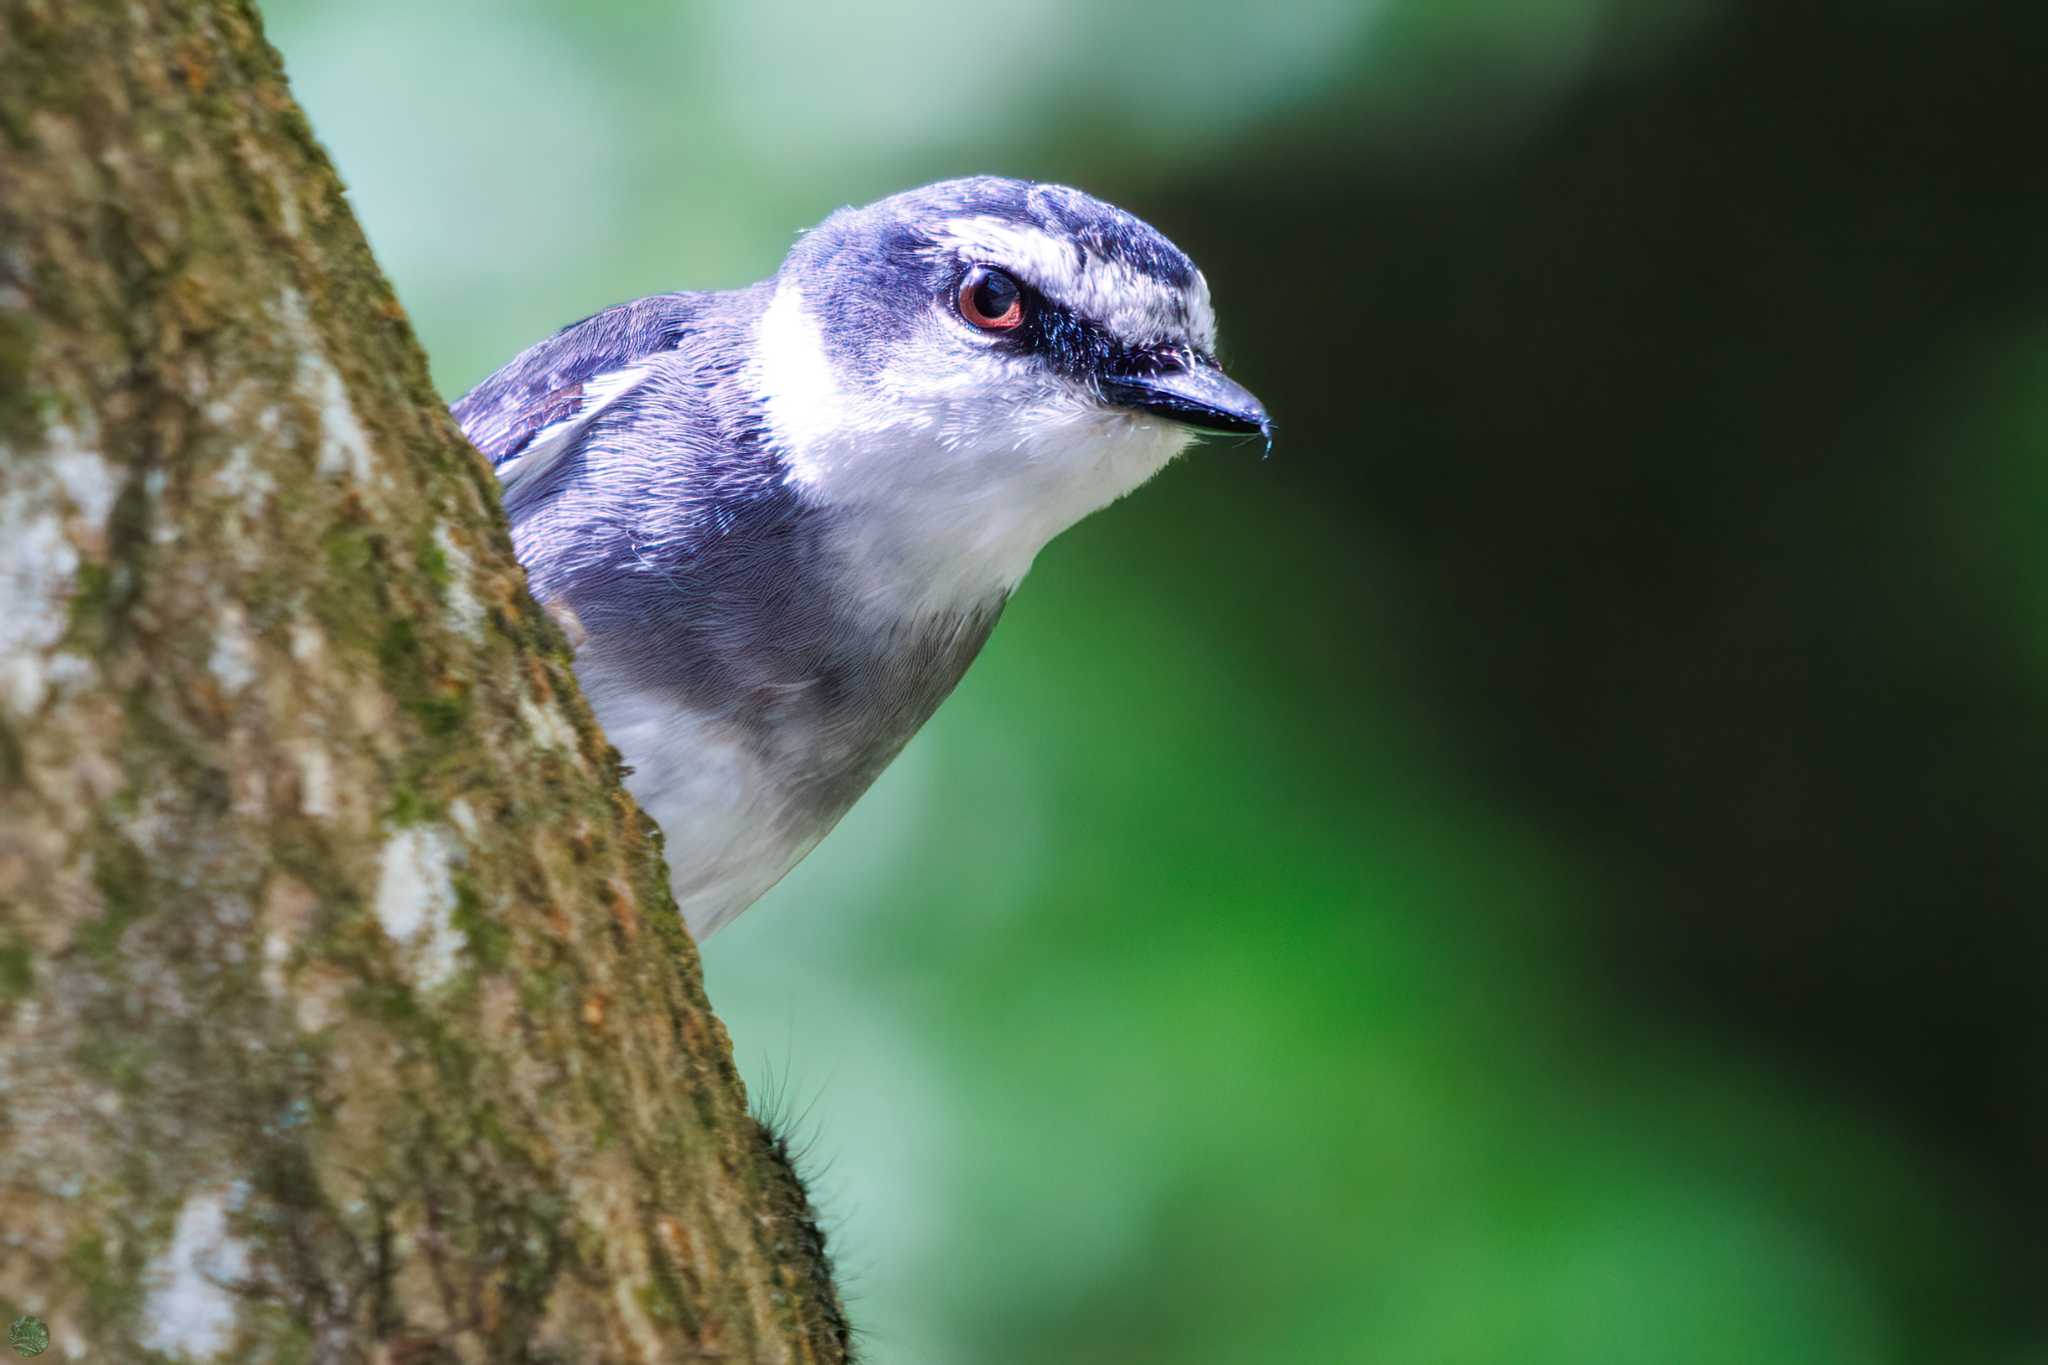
0;2;848;1360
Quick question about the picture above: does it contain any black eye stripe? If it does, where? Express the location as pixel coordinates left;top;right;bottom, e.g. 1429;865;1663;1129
957;264;1197;382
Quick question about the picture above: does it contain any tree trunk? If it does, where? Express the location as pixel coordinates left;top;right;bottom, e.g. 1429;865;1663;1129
0;2;848;1360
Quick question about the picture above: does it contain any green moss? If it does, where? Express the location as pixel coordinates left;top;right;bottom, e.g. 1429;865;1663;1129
0;311;43;445
407;690;468;738
64;559;115;646
82;833;150;961
383;781;438;826
422;1025;480;1092
350;977;422;1029
62;1231;122;1325
375;617;420;679
0;714;23;788
518;961;573;1017
375;615;470;737
635;1278;679;1325
449;876;508;970
0;934;34;1001
314;525;387;658
73;1030;150;1094
416;527;451;591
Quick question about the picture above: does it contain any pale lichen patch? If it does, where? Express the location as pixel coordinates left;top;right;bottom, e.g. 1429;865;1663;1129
139;1189;252;1359
207;603;259;693
294;742;335;818
373;825;465;990
306;348;375;483
433;523;487;643
288;620;324;662
520;695;580;754
275;288;376;484
0;496;81;714
1;425;120;712
210;436;277;518
44;422;119;530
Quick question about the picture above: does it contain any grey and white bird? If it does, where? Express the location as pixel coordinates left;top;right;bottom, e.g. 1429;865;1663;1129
453;177;1266;939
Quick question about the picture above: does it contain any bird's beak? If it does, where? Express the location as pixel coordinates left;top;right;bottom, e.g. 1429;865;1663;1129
1101;354;1269;437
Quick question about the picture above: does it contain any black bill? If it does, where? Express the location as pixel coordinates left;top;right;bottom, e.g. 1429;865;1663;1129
1101;356;1269;436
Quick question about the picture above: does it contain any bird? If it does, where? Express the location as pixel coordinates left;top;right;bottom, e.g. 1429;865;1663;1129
452;176;1266;940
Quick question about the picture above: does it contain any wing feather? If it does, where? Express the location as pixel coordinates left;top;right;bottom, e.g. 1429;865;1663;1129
450;290;714;473
492;363;651;500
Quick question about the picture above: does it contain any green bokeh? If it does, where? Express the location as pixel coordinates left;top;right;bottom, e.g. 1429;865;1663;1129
260;2;2048;1359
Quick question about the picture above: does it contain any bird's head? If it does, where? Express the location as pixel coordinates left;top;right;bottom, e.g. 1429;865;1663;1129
751;177;1266;601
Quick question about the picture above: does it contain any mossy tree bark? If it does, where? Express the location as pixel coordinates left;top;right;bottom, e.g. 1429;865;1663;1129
0;2;847;1360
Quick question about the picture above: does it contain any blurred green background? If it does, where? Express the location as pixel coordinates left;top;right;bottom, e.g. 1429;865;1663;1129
258;1;2047;1360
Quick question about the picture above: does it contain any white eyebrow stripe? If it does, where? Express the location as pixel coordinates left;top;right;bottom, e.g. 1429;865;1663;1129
927;216;1217;350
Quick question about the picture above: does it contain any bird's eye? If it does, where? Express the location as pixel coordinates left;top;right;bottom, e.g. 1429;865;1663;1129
957;266;1025;331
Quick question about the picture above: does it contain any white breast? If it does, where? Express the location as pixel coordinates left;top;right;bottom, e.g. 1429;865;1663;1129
585;681;827;939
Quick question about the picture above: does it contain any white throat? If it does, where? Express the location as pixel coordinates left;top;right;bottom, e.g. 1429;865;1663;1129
749;283;1193;620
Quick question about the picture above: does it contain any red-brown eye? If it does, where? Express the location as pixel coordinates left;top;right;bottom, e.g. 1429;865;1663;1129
957;266;1025;331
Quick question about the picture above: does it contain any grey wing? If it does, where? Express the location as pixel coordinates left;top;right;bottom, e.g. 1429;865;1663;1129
450;282;790;618
451;291;718;495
